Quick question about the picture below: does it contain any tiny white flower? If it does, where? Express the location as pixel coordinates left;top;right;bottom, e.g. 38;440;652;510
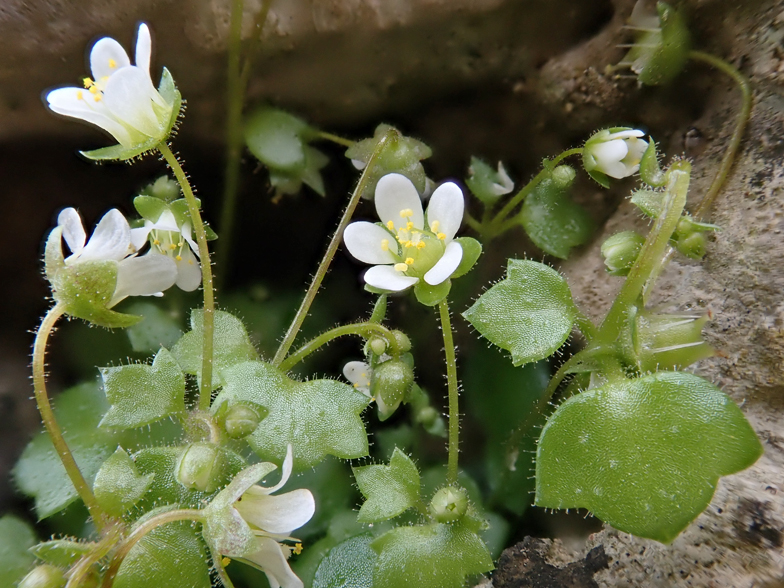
583;129;649;180
343;173;465;292
343;360;400;418
204;445;315;588
46;23;174;148
57;207;177;306
130;210;201;291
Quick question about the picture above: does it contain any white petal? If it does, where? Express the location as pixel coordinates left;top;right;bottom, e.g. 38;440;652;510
57;208;86;255
90;37;131;80
80;209;132;262
235;489;315;535
605;129;645;141
153;210;180;231
343;361;372;395
424;241;463;285
364;265;419;292
135;24;152;74
112;253;177;305
375;173;424;230
623;137;648;165
343;222;397;264
47;87;134;146
265;445;294;494
211;462;279;510
592;139;630;179
426;182;464;242
351;159;366;170
130;226;151;251
175;248;202;291
102;66;163;138
242;538;303;588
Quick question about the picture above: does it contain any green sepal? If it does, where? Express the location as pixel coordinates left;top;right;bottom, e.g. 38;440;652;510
369;294;388;323
313;533;377;588
44;227;65;284
100;347;186;429
587;169;611;188
465;157;513;204
353;448;421;523
639;141;666;187
125;301;184;353
451;237;482;279
133;195;169;223
0;515;37;586
630;188;664;218
171;309;258;390
13;382;121;518
371;520;493;588
93;447;155;517
168;199;217;240
520;173;594;259
81;68;182;161
113;516;210;588
214;360;371;469
414;279;451;307
463;259;577;366
535;371;763;543
31;539;93;568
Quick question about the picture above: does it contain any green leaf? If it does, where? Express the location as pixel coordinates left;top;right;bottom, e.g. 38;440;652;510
125;301;184;353
214;360;370;469
313;533;376;588
462;259;576;366
535;371;763;543
520;177;594;259
13;382;120;518
414;279;451;307
371;521;493;588
639;141;666;187
451;237;482;279
100;348;185;429
171;309;258;389
0;515;37;585
113;518;210;588
244;107;312;172
93;448;155;517
31;538;93;568
631;188;664;218
353;448;421;523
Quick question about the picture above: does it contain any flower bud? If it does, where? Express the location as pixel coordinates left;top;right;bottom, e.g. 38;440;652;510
634;310;714;372
601;231;645;276
19;565;66;588
176;442;224;493
551;165;576;189
371;359;415;420
369;337;387;356
465;157;514;204
583;128;649;187
429;486;468;523
391;330;412;354
224;404;262;439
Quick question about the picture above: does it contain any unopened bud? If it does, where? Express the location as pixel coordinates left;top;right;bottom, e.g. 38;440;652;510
371;359;414;421
634;310;714;372
19;565;66;588
369;337;387;356
224;404;262;439
429;486;468;523
601;231;645;276
391;330;412;353
551;165;576;188
176;443;222;493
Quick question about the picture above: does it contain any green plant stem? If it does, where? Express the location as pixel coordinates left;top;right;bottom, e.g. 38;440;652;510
272;128;399;366
316;130;355;148
575;310;599;342
438;299;460;486
279;322;401;372
32;303;107;530
487;148;583;234
464;212;482;233
689;50;752;221
100;509;205;588
158;143;216;411
210;545;237;588
65;527;121;588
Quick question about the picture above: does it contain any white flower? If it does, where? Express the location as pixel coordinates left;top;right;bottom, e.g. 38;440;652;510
46;23;173;148
343;360;400;417
343;173;465;292
203;446;315;588
57;207;177;306
583;129;649;180
130;210;201;291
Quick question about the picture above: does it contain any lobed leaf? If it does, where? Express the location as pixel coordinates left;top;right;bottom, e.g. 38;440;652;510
93;448;155;517
353;448;421;523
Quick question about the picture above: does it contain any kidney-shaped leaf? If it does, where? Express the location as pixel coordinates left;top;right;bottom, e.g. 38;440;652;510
535;371;763;543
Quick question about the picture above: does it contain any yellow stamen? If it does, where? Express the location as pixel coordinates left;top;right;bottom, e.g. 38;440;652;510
76;91;83;100
406;221;414;230
176;255;182;261
416;241;426;249
437;232;446;240
405;257;414;265
89;85;98;94
394;262;409;272
353;383;359;388
399;208;413;218
101;76;109;82
404;241;413;248
221;557;231;567
430;220;440;232
109;59;117;68
293;543;303;555
381;239;389;251
83;78;93;88
188;259;194;265
387;220;395;230
93;95;102;102
153;239;160;245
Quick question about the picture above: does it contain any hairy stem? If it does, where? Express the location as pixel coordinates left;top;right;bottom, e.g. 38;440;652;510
316;130;355;148
158;143;216;410
100;509;205;588
33;303;106;529
65;527;121;588
272;128;399;365
279;322;401;372
210;545;237;588
438;299;460;486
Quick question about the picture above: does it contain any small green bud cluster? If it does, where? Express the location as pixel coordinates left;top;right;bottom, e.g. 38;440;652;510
346;123;432;199
176;442;229;493
429;486;469;523
602;231;646;276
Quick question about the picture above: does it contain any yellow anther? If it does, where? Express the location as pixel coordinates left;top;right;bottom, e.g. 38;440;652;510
176;255;182;261
293;543;304;555
89;85;98;94
83;78;93;88
361;373;367;378
405;257;414;265
76;91;83;100
353;383;359;388
404;241;413;248
221;557;231;567
169;243;177;250
188;259;194;265
430;220;440;232
101;76;109;82
387;220;395;230
394;262;409;272
416;241;426;249
109;59;117;68
381;239;389;251
93;95;102;102
399;208;414;218
178;241;183;247
153;239;160;245
437;232;446;240
406;221;414;230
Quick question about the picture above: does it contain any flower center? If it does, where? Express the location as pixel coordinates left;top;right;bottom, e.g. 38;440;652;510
385;210;445;277
150;229;193;264
80;76;111;103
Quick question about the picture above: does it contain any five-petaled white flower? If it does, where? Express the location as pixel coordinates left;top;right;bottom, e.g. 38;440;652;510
46;23;174;148
130;210;201;291
203;445;315;588
343;173;465;292
583;129;649;180
56;207;177;307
